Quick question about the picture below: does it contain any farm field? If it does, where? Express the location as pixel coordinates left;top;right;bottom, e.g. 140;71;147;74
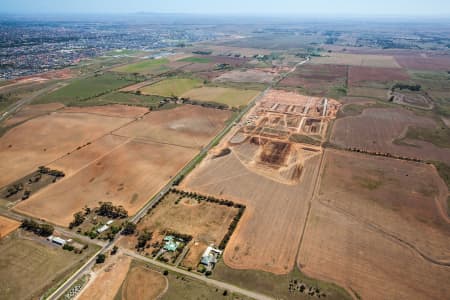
394;53;450;71
311;52;401;68
139;77;203;97
78;254;132;300
0;230;97;300
0;107;140;187
34;73;137;104
214;69;276;84
114;105;232;148
298;150;450;299
113;58;169;74
0;216;20;238
348;66;409;85
183;151;321;274
331;107;450;164
278;64;347;97
177;56;212;63
180;86;259;108
121;264;167;300
14;140;197;226
119;191;239;267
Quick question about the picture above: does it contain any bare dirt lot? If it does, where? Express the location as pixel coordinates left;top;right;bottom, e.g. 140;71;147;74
331;107;450;164
15;140;196;226
121;265;167;300
114;105;231;149
214;69;275;84
79;254;132;300
298;150;450;300
0;109;137;188
0;216;20;238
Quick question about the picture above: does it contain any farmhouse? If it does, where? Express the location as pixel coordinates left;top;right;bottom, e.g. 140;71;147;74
97;225;109;233
200;245;222;270
163;235;180;252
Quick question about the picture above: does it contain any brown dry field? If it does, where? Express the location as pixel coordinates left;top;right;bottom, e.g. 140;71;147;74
48;134;130;176
2;103;64;127
122;266;167;300
121;192;238;266
346;86;390;100
114;105;231;149
78;254;132;300
0;216;20;238
182;241;209;268
0;110;136;188
61;104;148;118
311;52;401;68
182;151;321;274
15;140;196;226
331;107;450;164
180;62;217;73
214;69;275;84
394;53;450;70
348;66;410;85
298;150;450;300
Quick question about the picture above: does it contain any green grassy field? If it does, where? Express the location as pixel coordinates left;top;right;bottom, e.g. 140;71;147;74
181;86;259;108
0;231;97;300
113;58;169;74
403;125;450;148
212;261;351;300
35;73;137;104
178;57;212;63
140;78;204;97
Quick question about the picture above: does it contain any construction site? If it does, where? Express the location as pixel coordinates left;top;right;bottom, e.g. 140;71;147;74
225;90;340;184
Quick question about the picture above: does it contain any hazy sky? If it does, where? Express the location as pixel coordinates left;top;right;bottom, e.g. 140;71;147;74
1;0;449;16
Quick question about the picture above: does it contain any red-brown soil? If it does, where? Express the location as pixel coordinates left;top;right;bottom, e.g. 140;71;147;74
331;107;450;164
298;150;450;300
122;266;167;300
0;216;20;238
395;53;450;70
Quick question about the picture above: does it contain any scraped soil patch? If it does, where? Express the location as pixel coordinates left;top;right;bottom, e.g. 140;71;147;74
122;266;167;300
331;107;450;164
14;141;196;226
0;216;20;238
182;152;321;274
0;110;135;188
114;105;231;149
78;255;131;300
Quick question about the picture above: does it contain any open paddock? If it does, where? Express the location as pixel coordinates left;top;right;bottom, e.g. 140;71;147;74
331;107;450;164
180;86;260;108
395;53;450;71
0;230;97;300
139;78;203;97
348;66;410;85
121;265;167;300
0;216;20;238
214;69;275;84
311;52;401;68
112;58;169;74
14;140;197;227
0;109;137;188
114;105;232;149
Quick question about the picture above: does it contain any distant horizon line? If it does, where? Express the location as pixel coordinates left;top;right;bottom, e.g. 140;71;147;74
1;11;450;19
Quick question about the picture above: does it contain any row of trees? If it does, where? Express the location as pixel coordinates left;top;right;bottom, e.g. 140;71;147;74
97;202;128;219
170;188;245;209
346;147;424;163
21;219;54;237
219;206;245;250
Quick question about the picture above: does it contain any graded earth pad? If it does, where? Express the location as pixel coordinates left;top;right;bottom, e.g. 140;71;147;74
331;107;450;164
121;266;167;300
297;149;450;300
114;105;232;149
0;109;137;188
78;255;132;300
15;140;197;226
0;216;20;238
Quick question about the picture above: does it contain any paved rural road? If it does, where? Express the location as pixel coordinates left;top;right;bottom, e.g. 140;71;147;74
47;56;310;300
123;249;275;300
0;82;65;122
